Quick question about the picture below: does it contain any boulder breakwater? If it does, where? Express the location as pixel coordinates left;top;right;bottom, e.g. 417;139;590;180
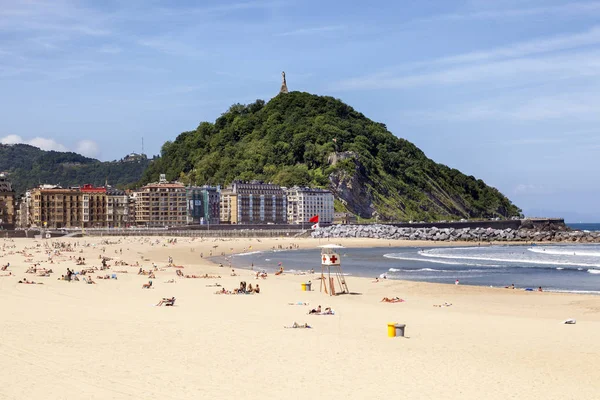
311;222;600;243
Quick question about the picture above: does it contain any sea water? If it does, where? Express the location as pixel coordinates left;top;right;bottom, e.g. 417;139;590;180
223;244;600;294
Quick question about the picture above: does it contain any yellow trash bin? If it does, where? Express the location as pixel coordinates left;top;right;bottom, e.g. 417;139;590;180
301;283;307;291
387;323;397;337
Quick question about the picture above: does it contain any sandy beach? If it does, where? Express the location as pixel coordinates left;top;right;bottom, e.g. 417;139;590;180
1;236;599;400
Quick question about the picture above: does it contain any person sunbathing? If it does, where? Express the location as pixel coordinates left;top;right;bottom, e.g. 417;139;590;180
433;302;452;307
381;297;405;303
164;279;176;283
18;278;41;284
156;297;175;306
254;284;260;294
322;307;333;315
288;302;309;306
176;269;184;277
285;322;311;329
308;305;322;314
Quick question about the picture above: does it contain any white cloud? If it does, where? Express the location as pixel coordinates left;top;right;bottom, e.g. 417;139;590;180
75;140;100;158
335;49;600;91
1;135;67;151
27;137;68;152
334;25;600;92
1;135;100;157
0;134;23;145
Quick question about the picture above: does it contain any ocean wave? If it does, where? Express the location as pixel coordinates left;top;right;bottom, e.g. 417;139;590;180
545;289;600;295
528;247;600;257
233;251;263;257
384;254;501;268
418;251;600;269
588;269;600;274
391;267;486;273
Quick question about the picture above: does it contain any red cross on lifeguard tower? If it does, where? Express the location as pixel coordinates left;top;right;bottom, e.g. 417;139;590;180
319;245;349;296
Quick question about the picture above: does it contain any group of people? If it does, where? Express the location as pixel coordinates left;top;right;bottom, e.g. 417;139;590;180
215;281;261;295
308;305;333;315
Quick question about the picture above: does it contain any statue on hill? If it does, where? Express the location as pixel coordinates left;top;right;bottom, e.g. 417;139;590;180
280;71;288;94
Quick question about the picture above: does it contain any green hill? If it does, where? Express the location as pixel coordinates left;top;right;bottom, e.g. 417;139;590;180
0;144;150;195
142;92;521;221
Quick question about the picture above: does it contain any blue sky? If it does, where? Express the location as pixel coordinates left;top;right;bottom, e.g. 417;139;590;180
1;0;599;221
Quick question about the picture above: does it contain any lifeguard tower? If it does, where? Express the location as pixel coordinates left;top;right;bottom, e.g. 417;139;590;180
319;244;349;296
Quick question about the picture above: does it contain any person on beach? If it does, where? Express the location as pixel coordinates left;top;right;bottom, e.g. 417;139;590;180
381;297;404;303
156;297;175;306
142;281;153;289
309;305;322;314
538;286;543;292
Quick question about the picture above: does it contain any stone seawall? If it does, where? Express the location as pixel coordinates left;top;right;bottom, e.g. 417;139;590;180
311;224;600;243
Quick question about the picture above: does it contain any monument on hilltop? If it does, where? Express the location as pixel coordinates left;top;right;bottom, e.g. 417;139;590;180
280;71;288;94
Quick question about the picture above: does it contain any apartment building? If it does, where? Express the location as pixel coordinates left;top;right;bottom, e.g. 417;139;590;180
80;184;107;228
186;186;220;225
134;175;187;227
0;174;16;229
106;188;129;228
31;186;82;228
285;186;335;224
220;181;286;224
16;191;32;229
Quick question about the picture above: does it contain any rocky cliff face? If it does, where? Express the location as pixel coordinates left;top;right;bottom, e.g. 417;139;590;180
327;152;376;219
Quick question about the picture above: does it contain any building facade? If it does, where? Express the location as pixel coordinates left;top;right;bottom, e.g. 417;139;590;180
219;191;238;224
31;186;82;228
186;186;220;225
16;191;32;229
106;188;129;228
134;175;187;227
285;186;335;224
80;184;107;228
333;212;358;225
0;174;16;229
219;181;286;224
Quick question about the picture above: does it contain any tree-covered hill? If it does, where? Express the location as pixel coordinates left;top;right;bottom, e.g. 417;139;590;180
142;92;521;221
0;144;150;195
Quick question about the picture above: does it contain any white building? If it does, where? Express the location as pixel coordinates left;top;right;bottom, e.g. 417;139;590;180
285;187;334;224
106;188;130;228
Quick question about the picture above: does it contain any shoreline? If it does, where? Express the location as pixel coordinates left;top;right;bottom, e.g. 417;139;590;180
204;238;600;298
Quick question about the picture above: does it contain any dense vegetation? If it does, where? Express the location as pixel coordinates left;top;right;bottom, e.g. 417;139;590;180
0;144;150;195
142;92;521;221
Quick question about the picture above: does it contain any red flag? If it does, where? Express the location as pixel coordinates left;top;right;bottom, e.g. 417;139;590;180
309;215;319;223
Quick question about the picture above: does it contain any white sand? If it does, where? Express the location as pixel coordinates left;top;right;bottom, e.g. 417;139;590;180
0;236;599;399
